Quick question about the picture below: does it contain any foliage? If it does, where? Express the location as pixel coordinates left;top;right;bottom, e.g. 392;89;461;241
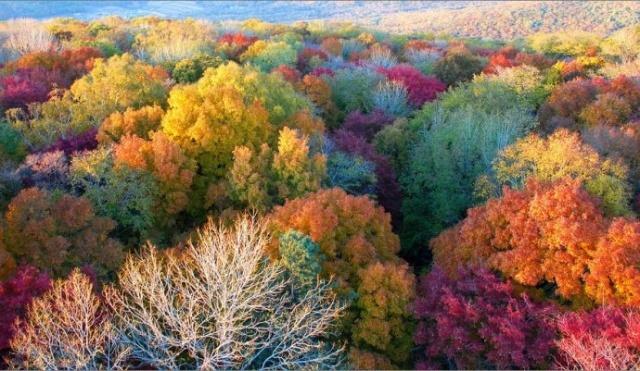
229;127;326;211
113;131;196;220
0;266;51;351
16;150;70;191
380;64;446;108
97;104;164;145
402;103;535;255
269;188;414;367
0;121;27;164
432;177;640;307
7;53;168;149
325;148;377;196
240;40;297;72
278;230;325;289
342;110;394;142
184;61;312;127
106;215;345;369
433;48;485;86
171;53;224;83
493;129;633;216
372;80;409;117
333;130;402;221
328;66;382;113
2;187;123;278
414;266;557;369
69;148;158;242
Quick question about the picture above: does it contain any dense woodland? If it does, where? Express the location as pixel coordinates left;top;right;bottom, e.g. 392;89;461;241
0;15;639;369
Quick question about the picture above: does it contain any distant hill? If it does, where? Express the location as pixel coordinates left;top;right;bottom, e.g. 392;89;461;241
372;1;640;39
1;1;638;39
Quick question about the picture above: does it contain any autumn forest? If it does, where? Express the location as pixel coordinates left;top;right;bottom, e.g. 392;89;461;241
1;6;640;370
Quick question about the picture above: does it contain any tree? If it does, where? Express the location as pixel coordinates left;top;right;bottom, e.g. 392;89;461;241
171;54;224;84
430;178;640;306
229;127;326;211
183;61;312;127
269;188;414;367
7;53;168;149
0;266;51;351
493;129;632;216
433;48;485;86
413;266;557;369
106;215;345;369
96;104;164;145
380;64;446;108
240;40;297;72
556;307;640;370
68;53;168;124
2;187;123;278
402;102;535;257
278;230;325;290
113;131;196;220
10;269;124;370
70;148;158;243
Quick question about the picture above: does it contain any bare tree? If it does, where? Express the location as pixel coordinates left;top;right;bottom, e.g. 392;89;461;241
10;269;128;370
2;18;54;58
106;215;345;369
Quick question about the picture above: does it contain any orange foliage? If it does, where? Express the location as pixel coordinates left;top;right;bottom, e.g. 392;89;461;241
113;132;196;217
432;178;608;303
97;105;164;144
269;188;414;366
321;37;342;56
2;188;123;278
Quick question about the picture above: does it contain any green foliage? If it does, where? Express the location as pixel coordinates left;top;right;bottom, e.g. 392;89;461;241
400;102;535;254
329;67;383;113
172;54;225;84
69;148;158;243
0;121;26;164
326;150;377;196
278;230;324;289
240;40;297;72
432;49;485;86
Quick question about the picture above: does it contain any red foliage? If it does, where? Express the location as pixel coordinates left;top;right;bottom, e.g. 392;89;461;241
43;127;98;155
342;110;394;141
1;47;102;110
218;32;258;58
413;266;557;369
272;64;301;86
556;307;640;370
0;68;53;109
379;64;446;107
333;130;402;222
309;66;334;77
297;47;328;72
0;265;51;350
